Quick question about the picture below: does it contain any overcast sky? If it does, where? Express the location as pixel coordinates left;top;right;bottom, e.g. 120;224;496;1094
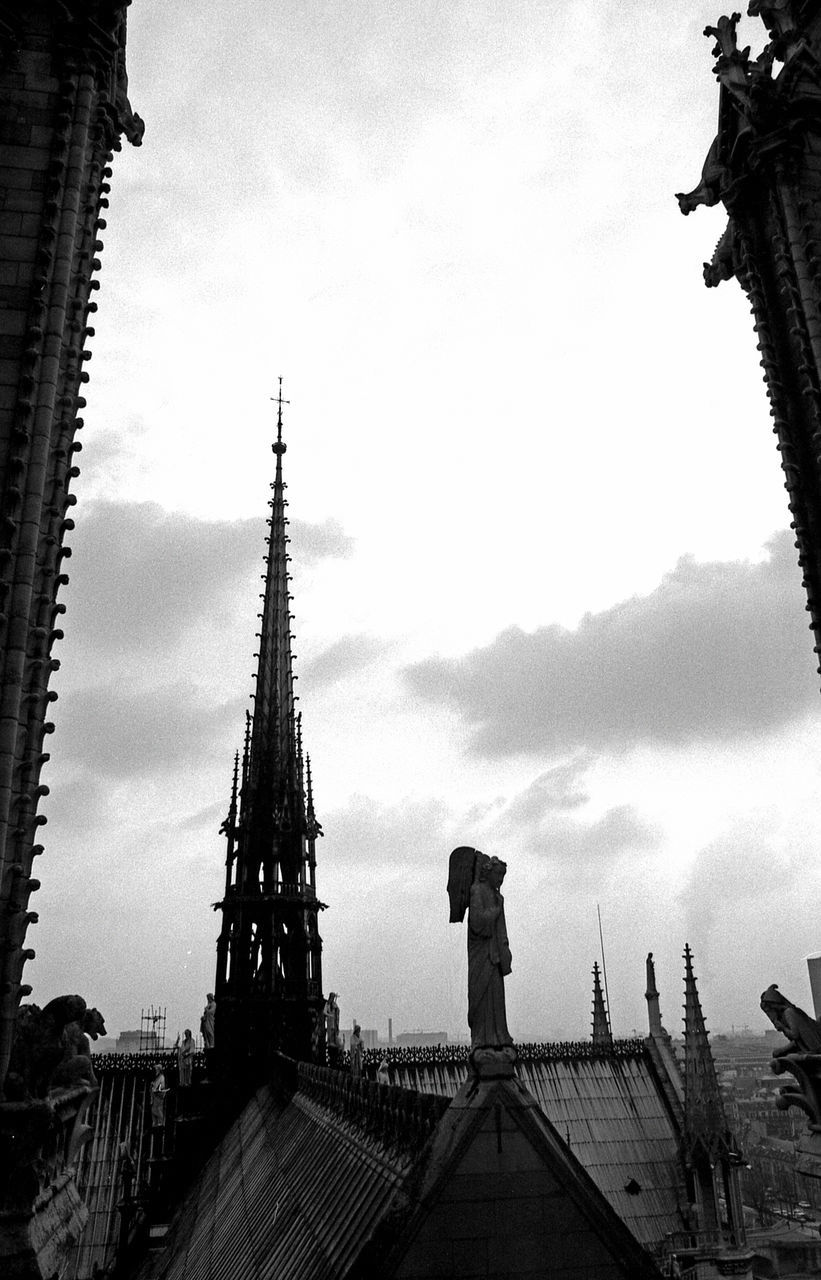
25;1;821;1045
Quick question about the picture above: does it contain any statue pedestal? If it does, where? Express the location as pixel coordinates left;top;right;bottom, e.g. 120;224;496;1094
470;1046;517;1080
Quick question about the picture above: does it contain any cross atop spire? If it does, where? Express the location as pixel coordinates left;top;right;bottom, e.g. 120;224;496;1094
271;376;289;457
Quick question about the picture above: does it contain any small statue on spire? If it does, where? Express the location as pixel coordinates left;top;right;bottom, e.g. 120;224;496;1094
448;846;515;1077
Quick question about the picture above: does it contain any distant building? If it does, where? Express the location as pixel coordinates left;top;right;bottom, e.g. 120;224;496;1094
90;1037;118;1055
394;1030;448;1047
116;1031;156;1054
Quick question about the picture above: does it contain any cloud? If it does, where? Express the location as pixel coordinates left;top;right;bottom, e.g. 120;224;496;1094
496;778;661;893
405;532;819;757
675;811;821;1027
301;633;391;688
177;801;225;832
321;793;453;868
504;758;591;824
55;682;244;779
62;500;353;658
546;805;659;868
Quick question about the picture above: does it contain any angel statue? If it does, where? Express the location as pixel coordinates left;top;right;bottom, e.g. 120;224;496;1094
448;846;513;1054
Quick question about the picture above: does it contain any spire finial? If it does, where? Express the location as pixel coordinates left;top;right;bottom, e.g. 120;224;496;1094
271;376;289;456
682;942;728;1161
229;750;239;816
591;960;613;1047
306;753;315;816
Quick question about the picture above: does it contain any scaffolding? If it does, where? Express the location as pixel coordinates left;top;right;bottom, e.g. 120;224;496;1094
139;1005;167;1053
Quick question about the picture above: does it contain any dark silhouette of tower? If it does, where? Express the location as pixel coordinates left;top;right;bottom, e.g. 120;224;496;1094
0;1;142;1098
681;944;750;1271
214;385;326;1084
678;6;821;680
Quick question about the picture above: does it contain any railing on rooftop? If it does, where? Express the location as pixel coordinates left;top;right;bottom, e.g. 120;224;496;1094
296;1060;450;1156
356;1038;647;1073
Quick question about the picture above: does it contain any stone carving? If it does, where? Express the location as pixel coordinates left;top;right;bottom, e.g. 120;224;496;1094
676;137;725;214
705;13;751;97
760;985;821;1176
748;0;800;57
676;7;789;230
448;847;514;1074
761;984;821;1055
325;993;342;1068
704;219;740;288
51;1007;107;1090
113;13;145;146
5;995;105;1100
151;1064;169;1127
200;993;216;1049
350;1023;363;1079
178;1029;195;1087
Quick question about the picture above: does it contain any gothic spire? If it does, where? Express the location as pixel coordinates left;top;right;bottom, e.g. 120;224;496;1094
591;961;612;1046
214;384;326;1080
247;378;297;806
682;943;729;1162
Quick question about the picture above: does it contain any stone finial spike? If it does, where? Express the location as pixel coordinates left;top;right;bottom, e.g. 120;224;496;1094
682;943;729;1161
306;753;315;819
241;711;251;792
219;750;240;838
230;749;239;804
591;961;613;1047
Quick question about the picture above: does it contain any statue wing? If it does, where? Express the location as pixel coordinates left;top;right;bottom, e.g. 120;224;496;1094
447;846;477;923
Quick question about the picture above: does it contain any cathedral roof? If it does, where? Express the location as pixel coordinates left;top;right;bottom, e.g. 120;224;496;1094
390;1041;687;1252
134;1058;664;1280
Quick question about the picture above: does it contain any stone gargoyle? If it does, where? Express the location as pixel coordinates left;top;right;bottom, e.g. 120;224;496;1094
5;996;106;1100
760;984;821;1132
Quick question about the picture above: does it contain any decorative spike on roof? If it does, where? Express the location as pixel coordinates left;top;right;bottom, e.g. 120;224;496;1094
221;751;239;836
240;710;251;795
305;753;323;843
591;961;613;1047
306;753;316;821
682;943;729;1162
